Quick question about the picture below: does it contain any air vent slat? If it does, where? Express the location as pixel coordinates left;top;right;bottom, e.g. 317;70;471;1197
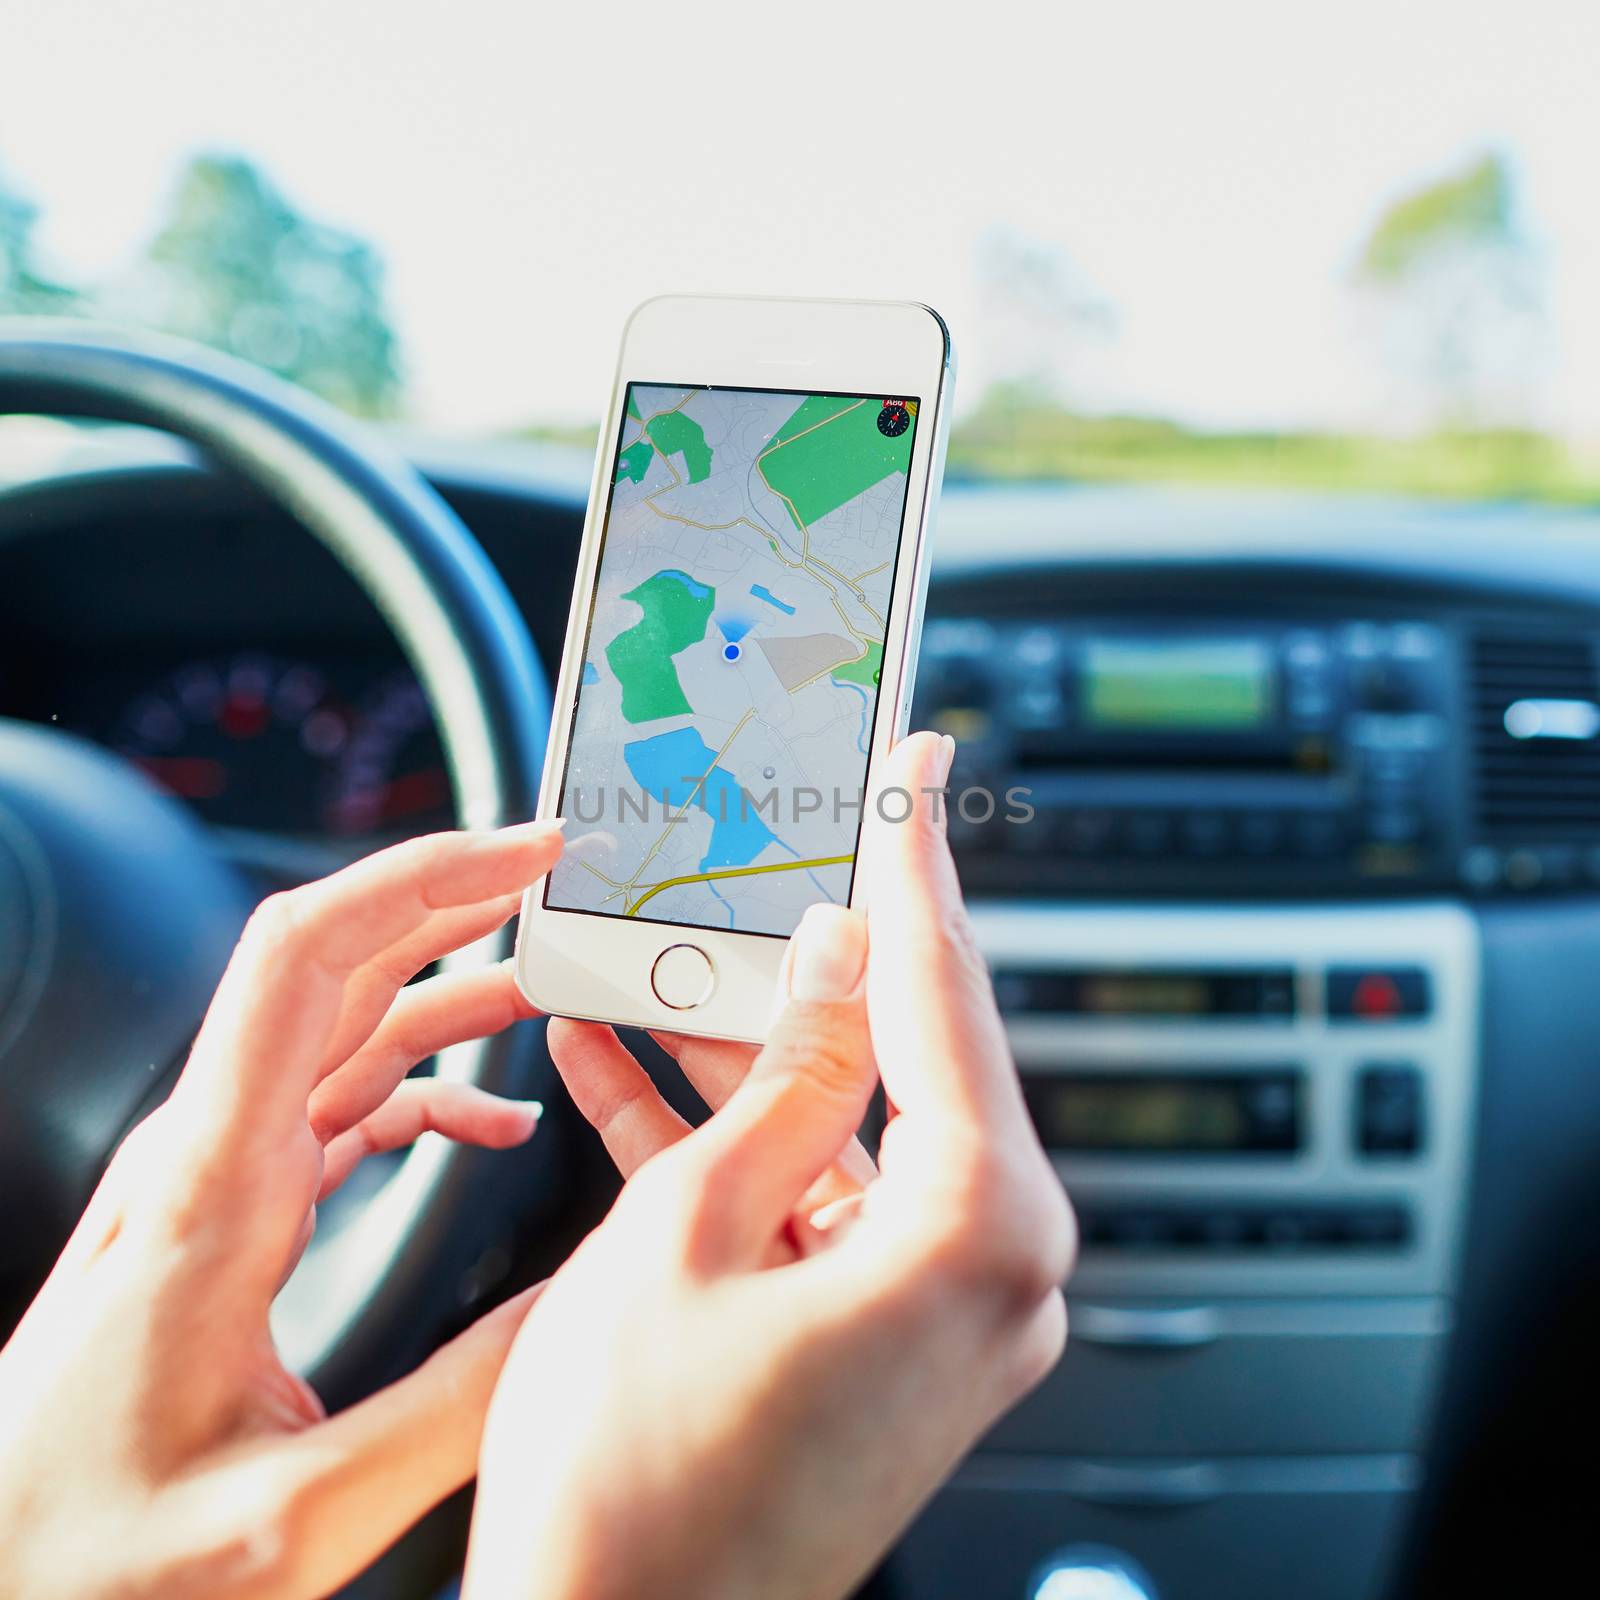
1469;626;1600;839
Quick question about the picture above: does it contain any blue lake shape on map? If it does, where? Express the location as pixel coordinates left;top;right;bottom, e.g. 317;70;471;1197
750;583;796;615
580;661;599;685
623;726;781;872
655;569;712;600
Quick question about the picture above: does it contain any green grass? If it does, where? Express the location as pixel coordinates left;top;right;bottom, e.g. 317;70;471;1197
947;392;1600;503
521;396;1600;505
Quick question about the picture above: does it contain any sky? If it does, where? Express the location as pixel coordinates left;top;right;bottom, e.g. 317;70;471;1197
3;0;1598;437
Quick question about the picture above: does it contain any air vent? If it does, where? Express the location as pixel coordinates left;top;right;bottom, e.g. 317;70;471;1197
1470;626;1600;839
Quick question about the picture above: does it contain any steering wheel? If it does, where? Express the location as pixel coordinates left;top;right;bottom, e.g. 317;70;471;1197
0;324;551;1402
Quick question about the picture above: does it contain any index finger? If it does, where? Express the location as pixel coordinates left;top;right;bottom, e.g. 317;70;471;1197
861;733;1029;1135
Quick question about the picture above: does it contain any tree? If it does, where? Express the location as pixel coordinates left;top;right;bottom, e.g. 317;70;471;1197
130;155;403;417
974;224;1116;406
0;160;80;315
1353;152;1547;430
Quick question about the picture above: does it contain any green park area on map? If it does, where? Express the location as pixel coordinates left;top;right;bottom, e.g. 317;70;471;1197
605;568;715;723
831;639;882;688
647;409;713;482
613;403;714;487
616;438;652;485
759;396;913;530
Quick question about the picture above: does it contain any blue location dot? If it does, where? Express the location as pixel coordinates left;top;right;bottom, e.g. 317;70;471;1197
722;642;742;663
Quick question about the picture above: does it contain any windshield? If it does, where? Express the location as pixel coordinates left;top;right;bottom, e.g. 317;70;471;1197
3;3;1597;500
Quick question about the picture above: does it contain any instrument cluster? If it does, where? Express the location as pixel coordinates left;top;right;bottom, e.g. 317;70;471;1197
68;648;451;839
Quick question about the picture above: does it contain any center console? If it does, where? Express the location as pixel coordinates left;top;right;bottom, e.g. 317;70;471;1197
919;614;1464;896
885;903;1480;1600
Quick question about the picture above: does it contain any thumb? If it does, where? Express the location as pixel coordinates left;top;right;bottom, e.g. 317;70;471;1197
676;903;875;1266
168;1283;545;1598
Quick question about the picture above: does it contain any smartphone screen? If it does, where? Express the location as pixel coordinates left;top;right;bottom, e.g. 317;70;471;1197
543;383;921;938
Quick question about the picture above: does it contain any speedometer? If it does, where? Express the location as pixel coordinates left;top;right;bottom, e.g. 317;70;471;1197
113;653;451;839
114;653;351;833
328;671;451;837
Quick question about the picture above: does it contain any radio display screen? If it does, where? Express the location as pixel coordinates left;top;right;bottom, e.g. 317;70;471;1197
1083;637;1274;730
1024;1072;1301;1155
994;967;1297;1020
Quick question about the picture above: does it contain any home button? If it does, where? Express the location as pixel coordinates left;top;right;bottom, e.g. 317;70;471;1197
650;943;715;1010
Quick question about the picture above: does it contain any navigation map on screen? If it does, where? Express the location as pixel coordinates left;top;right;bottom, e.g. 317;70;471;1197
543;382;918;937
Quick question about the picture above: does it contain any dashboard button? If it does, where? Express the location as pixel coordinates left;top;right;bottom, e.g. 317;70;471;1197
1061;810;1116;856
1367;808;1422;844
1289;691;1333;725
1263;1212;1309;1248
1535;846;1578;886
1078;1203;1412;1252
1341;1205;1411;1247
1126;814;1173;855
1238;813;1284;855
1327;965;1430;1021
1007;804;1059;854
1503;849;1543;889
1076;1208;1116;1248
1196;1210;1251;1248
1013;687;1063;728
1294;814;1344;858
1107;1211;1178;1249
1179;813;1229;856
1356;1065;1425;1155
1286;631;1330;668
1256;972;1297;1017
1367;749;1422;783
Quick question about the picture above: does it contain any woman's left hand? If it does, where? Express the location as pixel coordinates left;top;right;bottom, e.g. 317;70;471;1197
0;822;563;1600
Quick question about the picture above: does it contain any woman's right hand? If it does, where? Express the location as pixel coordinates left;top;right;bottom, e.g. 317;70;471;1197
466;731;1076;1600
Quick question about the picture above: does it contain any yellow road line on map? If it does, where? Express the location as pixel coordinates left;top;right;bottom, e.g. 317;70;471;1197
626;854;855;916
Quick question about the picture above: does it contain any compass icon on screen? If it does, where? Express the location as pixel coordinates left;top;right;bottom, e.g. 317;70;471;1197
877;400;911;438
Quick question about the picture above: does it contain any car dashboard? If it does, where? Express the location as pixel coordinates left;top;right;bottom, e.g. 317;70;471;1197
4;453;1599;1600
894;496;1600;1599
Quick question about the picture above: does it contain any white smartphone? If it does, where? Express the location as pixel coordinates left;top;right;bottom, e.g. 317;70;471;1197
516;294;953;1041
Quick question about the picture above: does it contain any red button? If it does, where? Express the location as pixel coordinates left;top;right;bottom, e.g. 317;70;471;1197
1328;966;1430;1022
1351;973;1402;1020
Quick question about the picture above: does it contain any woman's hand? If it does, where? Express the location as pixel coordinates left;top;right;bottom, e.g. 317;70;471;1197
0;822;564;1600
467;733;1074;1600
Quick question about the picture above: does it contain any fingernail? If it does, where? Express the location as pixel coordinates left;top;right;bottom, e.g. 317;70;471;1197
788;904;866;1001
932;733;956;788
482;819;565;847
511;1098;544;1131
807;1193;866;1234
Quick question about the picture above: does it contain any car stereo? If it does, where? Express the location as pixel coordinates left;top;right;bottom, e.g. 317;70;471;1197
1015;629;1339;769
976;902;1479;1300
916;617;1459;893
1022;1070;1303;1156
